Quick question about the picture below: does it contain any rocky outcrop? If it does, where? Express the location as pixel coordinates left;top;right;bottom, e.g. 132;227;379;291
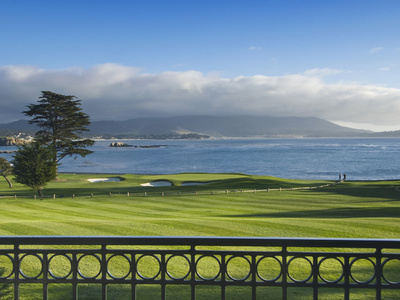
109;142;167;148
110;142;133;147
0;137;28;146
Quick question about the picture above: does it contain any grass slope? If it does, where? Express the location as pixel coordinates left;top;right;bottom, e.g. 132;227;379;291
0;173;399;238
1;174;400;299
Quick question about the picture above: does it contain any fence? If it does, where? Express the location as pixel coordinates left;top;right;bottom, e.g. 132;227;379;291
2;182;340;200
0;236;399;299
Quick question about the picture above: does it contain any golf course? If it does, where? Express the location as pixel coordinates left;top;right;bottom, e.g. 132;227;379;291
0;173;399;238
0;173;399;299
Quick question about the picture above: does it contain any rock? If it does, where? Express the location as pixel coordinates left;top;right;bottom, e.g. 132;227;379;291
109;142;133;147
0;137;29;146
109;142;167;148
139;145;167;148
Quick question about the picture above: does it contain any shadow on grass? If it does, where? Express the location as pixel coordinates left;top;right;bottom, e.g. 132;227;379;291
1;175;332;198
309;181;400;202
225;206;400;219
204;177;329;190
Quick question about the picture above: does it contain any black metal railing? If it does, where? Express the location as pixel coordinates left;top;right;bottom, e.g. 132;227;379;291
0;236;399;299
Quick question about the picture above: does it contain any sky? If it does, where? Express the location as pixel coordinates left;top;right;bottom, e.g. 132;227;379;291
1;0;400;131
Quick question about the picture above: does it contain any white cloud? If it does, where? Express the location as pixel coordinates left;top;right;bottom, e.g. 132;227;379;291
302;68;344;77
331;120;400;132
370;47;383;54
378;67;389;71
1;63;400;130
249;46;263;51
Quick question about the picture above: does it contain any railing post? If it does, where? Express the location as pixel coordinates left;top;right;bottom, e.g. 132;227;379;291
221;254;226;300
160;254;166;300
251;255;257;300
101;244;107;300
343;256;350;300
375;247;383;300
13;244;20;300
281;246;288;300
42;252;49;300
190;244;196;300
312;256;318;300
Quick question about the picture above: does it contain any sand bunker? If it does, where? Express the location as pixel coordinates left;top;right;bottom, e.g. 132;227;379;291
141;181;172;187
87;178;121;183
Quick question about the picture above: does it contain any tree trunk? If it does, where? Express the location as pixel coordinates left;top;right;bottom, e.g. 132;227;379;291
2;175;12;188
54;157;59;181
38;188;43;197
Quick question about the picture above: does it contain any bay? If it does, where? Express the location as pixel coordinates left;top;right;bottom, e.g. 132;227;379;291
1;138;400;180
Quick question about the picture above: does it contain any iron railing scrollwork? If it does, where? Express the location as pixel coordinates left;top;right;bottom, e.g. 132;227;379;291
0;236;399;299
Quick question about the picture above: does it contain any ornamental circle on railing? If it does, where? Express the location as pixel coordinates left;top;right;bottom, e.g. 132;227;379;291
48;254;72;279
19;254;43;279
77;254;102;279
287;256;313;283
381;258;400;285
349;257;376;284
136;254;161;280
256;256;282;282
166;254;191;280
106;254;131;280
0;254;14;279
318;257;344;283
226;256;251;281
195;255;221;281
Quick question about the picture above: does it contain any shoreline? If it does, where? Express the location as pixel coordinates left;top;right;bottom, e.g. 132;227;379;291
57;172;400;182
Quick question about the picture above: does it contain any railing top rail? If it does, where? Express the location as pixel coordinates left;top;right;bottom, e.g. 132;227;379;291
0;236;400;248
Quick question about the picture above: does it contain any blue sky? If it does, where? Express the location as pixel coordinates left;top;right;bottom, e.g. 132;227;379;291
1;0;400;131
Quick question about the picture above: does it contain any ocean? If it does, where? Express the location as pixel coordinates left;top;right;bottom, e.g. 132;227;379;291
1;138;400;181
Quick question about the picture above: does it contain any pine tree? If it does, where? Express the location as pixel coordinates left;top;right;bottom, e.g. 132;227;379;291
24;91;95;177
12;141;57;196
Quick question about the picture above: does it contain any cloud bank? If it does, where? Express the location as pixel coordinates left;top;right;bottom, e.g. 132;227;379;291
1;64;400;130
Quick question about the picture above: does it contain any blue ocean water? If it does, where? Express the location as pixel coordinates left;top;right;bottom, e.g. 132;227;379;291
1;138;400;180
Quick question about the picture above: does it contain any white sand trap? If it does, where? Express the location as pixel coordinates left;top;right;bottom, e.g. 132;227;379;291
141;181;172;187
87;178;121;183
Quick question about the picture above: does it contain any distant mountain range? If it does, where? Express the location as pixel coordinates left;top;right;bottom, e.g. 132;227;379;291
1;115;399;138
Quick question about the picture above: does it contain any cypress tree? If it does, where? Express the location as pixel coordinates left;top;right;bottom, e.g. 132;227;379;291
24;91;95;177
12;142;57;196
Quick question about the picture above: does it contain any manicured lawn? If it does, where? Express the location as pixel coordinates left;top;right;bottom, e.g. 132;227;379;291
0;173;399;238
0;173;399;299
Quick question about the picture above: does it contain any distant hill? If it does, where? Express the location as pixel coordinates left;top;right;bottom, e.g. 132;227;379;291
0;120;38;137
89;115;373;138
0;115;387;138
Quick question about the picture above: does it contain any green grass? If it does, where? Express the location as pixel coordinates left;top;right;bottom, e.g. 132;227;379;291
0;173;399;238
0;173;399;299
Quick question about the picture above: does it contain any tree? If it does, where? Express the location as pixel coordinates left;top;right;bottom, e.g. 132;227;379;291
24;91;94;177
12;142;57;196
0;157;13;188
